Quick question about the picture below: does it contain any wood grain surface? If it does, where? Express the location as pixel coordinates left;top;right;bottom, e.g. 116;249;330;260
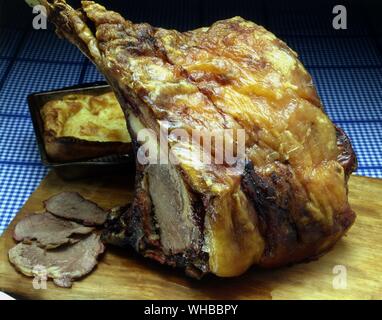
0;171;381;300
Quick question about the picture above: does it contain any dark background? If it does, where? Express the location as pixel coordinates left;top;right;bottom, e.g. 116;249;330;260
0;0;382;233
1;0;382;35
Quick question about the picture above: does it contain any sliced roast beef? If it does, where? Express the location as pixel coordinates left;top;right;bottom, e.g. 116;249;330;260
44;192;107;226
8;233;104;288
13;212;94;249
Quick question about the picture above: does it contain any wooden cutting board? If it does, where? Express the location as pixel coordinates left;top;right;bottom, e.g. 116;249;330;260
0;171;381;300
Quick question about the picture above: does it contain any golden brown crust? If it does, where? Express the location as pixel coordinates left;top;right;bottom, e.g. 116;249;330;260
41;91;131;162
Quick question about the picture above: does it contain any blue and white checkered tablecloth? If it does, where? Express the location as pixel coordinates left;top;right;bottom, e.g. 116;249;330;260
0;1;381;235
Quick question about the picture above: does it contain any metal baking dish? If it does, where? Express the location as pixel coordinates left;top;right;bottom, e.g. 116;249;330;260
28;81;134;180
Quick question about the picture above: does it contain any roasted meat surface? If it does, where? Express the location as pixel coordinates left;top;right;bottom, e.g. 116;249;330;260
40;0;357;277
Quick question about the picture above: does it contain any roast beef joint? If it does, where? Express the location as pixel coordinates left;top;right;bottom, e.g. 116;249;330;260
37;0;357;278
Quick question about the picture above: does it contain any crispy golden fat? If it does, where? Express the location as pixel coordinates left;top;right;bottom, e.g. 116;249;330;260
40;0;356;277
41;92;131;143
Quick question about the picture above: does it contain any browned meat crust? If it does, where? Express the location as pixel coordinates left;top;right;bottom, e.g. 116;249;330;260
336;126;358;178
241;161;355;268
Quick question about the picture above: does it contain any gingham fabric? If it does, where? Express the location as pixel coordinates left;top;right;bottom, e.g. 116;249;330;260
0;0;381;235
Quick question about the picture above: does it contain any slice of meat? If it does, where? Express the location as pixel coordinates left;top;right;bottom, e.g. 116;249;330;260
13;212;94;249
44;192;108;226
8;233;105;288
